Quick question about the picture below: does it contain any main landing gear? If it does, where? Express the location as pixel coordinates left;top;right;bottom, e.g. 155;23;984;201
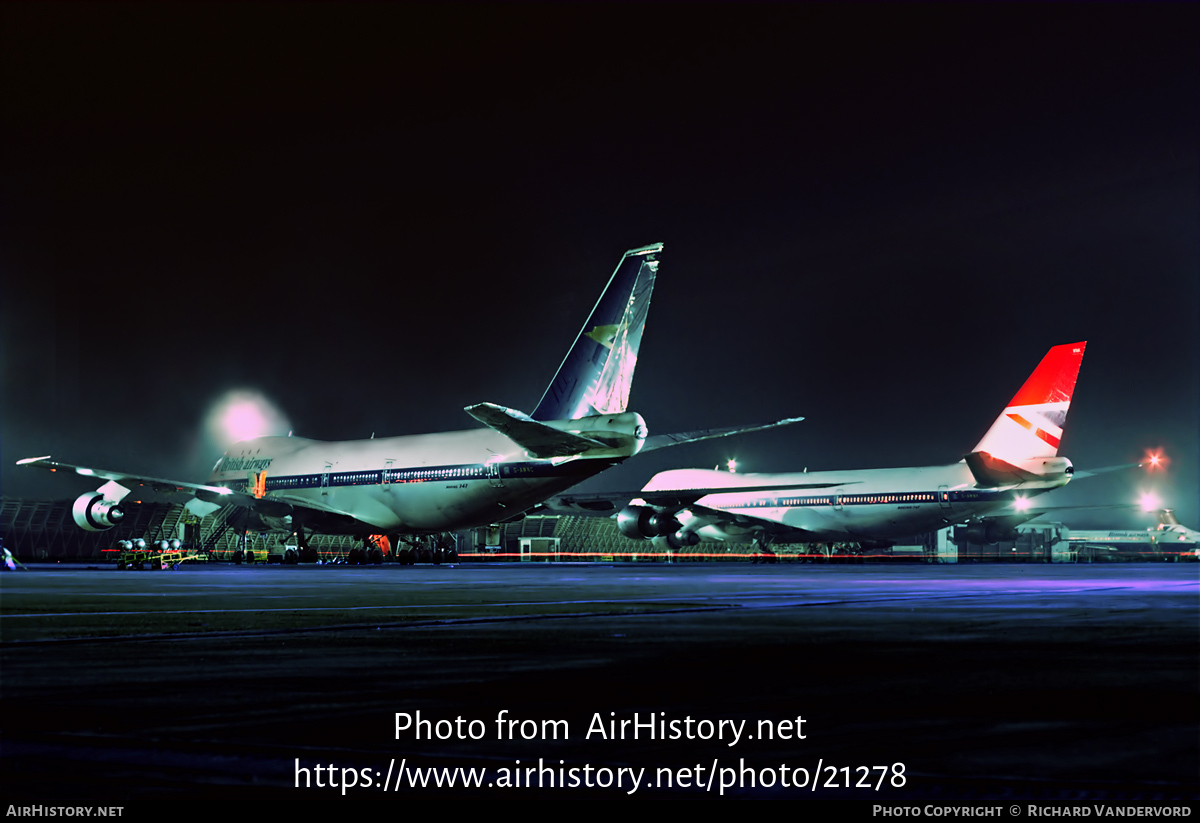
347;534;387;565
394;534;458;565
294;527;318;564
751;534;778;564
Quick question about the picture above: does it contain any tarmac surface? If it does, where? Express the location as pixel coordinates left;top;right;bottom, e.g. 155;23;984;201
1;562;1197;813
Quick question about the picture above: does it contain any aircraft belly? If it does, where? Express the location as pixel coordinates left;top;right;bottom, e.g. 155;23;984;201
834;504;947;541
382;481;497;532
313;487;401;531
390;475;590;532
780;506;847;537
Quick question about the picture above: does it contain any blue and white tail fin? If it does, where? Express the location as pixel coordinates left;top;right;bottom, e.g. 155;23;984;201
531;243;662;421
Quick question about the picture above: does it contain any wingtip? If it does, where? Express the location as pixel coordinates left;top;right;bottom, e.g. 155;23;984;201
625;242;664;256
16;455;51;465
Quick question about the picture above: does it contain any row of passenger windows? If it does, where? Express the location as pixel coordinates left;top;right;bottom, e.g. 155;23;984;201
840;493;938;505
334;472;379;485
259;466;491;490
715;493;940;509
389;466;486;481
265;476;319;489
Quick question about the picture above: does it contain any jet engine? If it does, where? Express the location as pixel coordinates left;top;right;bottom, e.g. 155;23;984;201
652;530;700;551
72;491;126;531
616;505;680;540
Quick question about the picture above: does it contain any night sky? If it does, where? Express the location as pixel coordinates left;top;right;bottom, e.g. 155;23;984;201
2;4;1196;528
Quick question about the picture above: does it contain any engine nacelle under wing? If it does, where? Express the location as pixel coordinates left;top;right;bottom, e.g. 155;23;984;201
72;491;126;531
652;530;700;551
616;505;681;540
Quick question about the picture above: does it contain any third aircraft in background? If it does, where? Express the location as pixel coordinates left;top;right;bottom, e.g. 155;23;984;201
1066;509;1199;561
551;342;1139;551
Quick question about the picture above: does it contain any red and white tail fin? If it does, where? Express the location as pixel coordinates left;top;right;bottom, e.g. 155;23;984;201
972;342;1086;462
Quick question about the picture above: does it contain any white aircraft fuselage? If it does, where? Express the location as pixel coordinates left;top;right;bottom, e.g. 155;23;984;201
649;461;1071;544
207;413;647;535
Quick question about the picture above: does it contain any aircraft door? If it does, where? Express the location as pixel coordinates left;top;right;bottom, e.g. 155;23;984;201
486;461;503;488
938;485;952;512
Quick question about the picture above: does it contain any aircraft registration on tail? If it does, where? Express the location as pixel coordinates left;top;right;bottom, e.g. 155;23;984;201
18;243;803;559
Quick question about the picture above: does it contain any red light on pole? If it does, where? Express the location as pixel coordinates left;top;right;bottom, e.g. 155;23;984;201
1144;449;1168;471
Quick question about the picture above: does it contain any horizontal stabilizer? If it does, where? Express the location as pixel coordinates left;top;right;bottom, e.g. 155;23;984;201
1071;462;1145;479
640;416;805;453
964;451;1043;486
465;402;607;458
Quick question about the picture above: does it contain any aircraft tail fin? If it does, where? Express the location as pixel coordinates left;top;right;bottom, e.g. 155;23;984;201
531;243;662;421
1159;509;1180;527
972;342;1086;462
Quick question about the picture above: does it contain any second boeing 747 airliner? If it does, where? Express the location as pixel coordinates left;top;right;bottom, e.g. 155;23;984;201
552;343;1110;551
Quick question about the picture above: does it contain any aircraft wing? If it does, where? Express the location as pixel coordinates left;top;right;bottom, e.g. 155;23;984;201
982;501;1140;527
17;456;239;500
541;479;854;516
679;501;830;542
16;455;383;527
640;416;805;453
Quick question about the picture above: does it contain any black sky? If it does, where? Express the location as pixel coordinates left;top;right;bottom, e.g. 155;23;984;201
2;3;1196;527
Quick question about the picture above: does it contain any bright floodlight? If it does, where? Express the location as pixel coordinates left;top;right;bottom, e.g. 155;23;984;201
205;390;291;449
727;459;738;473
1139;492;1161;512
226;401;268;441
1014;496;1031;511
